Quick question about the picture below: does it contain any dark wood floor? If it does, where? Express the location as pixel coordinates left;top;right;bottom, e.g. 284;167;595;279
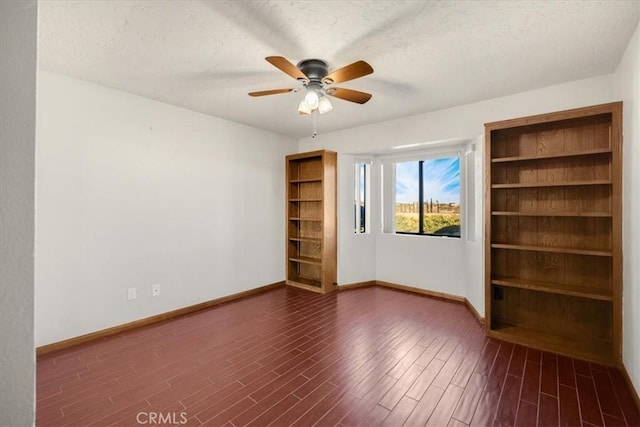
37;285;640;426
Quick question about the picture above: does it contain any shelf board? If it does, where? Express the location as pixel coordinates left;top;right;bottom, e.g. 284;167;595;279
290;178;322;183
289;256;322;266
289;237;322;243
288;217;322;222
286;278;323;293
491;277;612;301
289;198;322;202
491;243;612;257
491;147;612;163
492;180;611;189
487;323;614;366
491;211;612;217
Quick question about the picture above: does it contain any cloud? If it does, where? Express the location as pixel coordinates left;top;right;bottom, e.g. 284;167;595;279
395;157;460;203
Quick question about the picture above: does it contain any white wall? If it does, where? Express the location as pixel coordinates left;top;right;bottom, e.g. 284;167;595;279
35;71;297;346
614;18;640;398
300;74;614;155
301;74;617;317
376;234;466;295
0;1;37;425
464;137;485;315
336;154;376;285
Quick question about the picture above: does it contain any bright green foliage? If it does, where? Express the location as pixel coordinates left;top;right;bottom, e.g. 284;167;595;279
395;214;419;233
395;213;460;234
423;214;460;233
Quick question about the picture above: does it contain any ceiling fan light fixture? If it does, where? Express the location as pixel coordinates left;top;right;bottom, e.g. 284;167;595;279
317;96;333;114
303;88;320;109
297;99;312;115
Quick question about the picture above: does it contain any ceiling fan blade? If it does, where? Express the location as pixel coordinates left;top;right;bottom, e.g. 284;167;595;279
322;60;373;85
326;87;372;104
265;56;309;82
248;88;297;97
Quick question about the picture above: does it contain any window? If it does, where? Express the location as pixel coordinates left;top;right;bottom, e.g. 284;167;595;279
354;161;370;233
394;156;460;237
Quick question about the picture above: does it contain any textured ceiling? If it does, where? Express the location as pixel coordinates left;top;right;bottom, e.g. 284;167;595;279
38;1;639;139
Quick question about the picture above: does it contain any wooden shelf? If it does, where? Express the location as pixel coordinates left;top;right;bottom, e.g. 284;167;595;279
485;102;622;365
491;147;612;163
289;237;322;243
491;211;612;217
286;150;337;294
286;277;322;292
491;277;612;301
491;243;612;257
290;178;322;183
492;180;611;189
487;323;614;366
289;256;322;266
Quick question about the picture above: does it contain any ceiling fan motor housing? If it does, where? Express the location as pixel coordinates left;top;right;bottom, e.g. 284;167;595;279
296;59;329;83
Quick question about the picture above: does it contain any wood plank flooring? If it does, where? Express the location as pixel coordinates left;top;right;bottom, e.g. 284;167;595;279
36;286;640;426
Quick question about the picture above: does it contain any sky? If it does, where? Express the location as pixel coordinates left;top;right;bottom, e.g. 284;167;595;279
395;157;460;204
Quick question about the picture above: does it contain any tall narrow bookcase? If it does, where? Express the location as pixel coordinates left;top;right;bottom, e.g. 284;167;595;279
286;150;337;293
484;102;622;365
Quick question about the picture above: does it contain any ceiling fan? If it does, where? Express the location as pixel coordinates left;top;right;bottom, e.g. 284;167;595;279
249;56;374;115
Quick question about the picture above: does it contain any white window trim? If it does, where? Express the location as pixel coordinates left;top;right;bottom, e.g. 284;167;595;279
464;141;476;242
379;147;465;237
354;158;372;234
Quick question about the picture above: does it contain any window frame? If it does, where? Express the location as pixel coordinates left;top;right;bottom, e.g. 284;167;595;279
382;148;463;239
354;159;372;234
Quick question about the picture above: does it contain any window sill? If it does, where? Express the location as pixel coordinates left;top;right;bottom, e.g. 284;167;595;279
384;232;461;240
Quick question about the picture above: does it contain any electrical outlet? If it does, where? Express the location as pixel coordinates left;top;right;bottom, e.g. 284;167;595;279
127;288;137;301
152;284;161;296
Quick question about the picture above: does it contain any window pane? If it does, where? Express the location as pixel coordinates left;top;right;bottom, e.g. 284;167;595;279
395;161;420;233
422;157;460;237
359;164;366;233
354;163;367;233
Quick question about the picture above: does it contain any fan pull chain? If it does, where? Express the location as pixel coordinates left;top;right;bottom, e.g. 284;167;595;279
312;110;318;138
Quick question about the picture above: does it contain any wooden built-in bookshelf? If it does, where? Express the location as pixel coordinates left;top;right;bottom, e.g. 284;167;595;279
286;150;337;293
484;102;622;366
